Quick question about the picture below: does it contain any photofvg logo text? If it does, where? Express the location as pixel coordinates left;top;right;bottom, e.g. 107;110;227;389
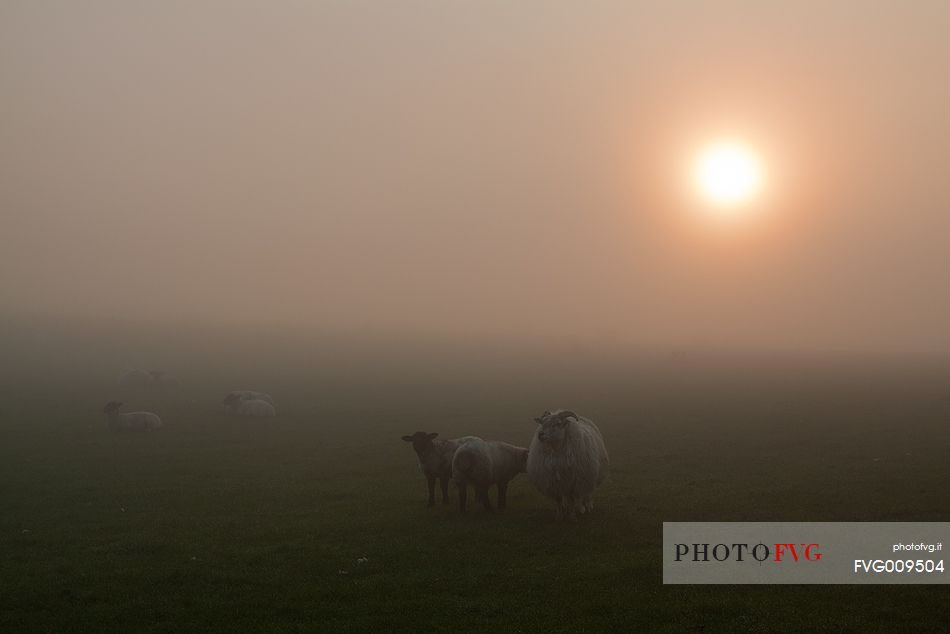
663;522;949;584
674;542;822;563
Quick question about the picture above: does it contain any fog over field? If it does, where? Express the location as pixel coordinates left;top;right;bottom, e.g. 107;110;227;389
2;319;949;631
3;1;950;354
2;2;950;631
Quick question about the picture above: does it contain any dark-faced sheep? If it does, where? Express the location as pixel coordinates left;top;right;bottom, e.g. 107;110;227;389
401;432;462;506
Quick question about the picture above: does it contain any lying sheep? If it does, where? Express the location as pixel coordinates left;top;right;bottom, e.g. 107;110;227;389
223;393;276;417
103;401;162;431
527;409;609;521
401;432;461;506
452;436;529;512
224;390;274;405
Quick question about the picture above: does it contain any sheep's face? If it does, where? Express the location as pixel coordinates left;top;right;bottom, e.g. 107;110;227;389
103;401;123;414
535;418;568;446
534;411;577;447
223;393;240;406
401;431;438;455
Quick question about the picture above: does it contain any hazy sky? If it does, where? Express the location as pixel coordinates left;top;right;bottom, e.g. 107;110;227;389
2;1;949;353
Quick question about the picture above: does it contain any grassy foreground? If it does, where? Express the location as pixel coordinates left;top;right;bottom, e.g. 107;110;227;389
1;338;948;631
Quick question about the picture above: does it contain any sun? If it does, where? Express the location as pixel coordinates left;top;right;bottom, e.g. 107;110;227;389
692;140;764;210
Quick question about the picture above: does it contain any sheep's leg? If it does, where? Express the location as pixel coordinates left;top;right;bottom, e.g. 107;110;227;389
497;481;508;509
440;477;450;504
564;497;578;522
554;496;564;521
426;475;436;507
479;486;493;513
458;483;468;513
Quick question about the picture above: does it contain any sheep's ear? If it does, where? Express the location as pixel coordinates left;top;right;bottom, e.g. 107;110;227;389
401;435;414;442
427;432;438;440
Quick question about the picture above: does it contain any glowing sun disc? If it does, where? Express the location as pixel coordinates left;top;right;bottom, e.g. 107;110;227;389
692;141;764;208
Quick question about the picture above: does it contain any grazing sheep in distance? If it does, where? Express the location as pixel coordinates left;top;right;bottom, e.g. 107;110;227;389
118;369;152;389
223;393;276;417
224;390;274;405
148;370;180;389
401;432;462;506
118;369;180;389
103;401;162;431
527;409;609;521
452;437;529;513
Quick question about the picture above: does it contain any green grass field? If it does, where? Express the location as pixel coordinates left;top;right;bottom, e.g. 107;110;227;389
1;326;948;631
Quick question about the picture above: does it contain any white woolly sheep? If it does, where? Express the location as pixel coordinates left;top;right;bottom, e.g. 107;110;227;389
148;370;180;389
118;369;180;389
527;409;609;521
224;390;274;405
223;393;276;417
118;369;152;389
452;436;529;512
103;401;162;431
401;432;462;506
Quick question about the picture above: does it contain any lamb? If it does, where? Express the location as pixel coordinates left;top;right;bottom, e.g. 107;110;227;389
224;390;274;405
103;401;162;431
223;393;276;417
451;436;529;512
527;409;609;521
401;432;462;506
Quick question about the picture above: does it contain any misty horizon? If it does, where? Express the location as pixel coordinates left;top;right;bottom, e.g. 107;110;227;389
3;1;950;355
